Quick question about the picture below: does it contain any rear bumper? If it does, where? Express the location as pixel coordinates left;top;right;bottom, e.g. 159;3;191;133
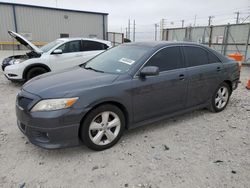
232;79;239;90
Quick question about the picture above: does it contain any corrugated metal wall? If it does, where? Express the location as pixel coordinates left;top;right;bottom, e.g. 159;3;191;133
0;3;107;45
0;4;15;41
162;23;250;62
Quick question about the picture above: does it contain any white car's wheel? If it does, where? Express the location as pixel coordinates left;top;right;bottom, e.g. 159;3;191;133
26;67;47;80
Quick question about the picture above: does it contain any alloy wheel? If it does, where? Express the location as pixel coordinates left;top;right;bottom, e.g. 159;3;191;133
88;111;121;146
215;86;229;109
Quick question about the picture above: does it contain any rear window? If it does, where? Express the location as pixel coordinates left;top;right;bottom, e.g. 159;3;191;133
82;41;108;51
184;46;221;67
208;51;221;63
184;46;209;67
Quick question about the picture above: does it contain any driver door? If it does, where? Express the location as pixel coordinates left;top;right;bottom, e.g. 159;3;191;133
131;46;188;123
49;40;83;71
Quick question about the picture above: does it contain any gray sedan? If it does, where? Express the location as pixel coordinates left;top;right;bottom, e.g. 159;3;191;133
16;42;240;150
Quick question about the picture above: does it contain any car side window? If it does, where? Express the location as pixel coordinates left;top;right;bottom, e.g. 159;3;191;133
82;41;108;51
184;46;209;67
208;51;221;63
145;46;183;72
57;40;81;53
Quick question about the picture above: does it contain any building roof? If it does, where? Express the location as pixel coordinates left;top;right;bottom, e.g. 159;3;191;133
0;2;108;15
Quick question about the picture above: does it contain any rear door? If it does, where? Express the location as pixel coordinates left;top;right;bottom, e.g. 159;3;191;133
131;46;188;123
49;40;83;71
183;45;223;107
81;40;109;63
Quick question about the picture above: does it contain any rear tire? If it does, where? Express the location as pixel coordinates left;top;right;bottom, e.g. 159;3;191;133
80;104;125;151
208;82;231;112
26;67;47;80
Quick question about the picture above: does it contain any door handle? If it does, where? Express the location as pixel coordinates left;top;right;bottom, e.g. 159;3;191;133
216;67;221;72
179;74;185;80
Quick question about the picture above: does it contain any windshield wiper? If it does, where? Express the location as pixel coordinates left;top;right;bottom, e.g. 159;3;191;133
84;66;104;73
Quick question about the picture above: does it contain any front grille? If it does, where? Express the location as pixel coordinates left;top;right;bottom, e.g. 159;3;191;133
18;97;33;110
2;57;11;71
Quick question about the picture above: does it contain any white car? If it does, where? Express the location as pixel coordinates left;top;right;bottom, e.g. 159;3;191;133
2;31;111;82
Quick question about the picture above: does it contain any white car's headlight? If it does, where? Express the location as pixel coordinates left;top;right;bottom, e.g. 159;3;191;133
9;59;25;65
31;97;79;112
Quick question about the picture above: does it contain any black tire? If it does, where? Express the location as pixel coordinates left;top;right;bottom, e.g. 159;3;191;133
80;104;125;151
208;82;231;112
26;67;47;80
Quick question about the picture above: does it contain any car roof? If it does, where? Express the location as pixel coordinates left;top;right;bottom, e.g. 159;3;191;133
56;38;111;46
122;41;208;49
122;41;228;62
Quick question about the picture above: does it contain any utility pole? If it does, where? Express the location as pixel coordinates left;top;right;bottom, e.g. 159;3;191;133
235;11;240;24
160;19;163;41
154;23;159;41
125;27;128;38
133;20;135;42
181;20;184;28
160;19;167;40
128;19;130;40
194;15;197;26
208;16;214;26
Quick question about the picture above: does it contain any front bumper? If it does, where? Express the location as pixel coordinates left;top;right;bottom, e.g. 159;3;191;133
4;64;24;81
16;90;85;149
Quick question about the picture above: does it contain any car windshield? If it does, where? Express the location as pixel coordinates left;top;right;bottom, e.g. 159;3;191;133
83;45;150;74
40;40;64;53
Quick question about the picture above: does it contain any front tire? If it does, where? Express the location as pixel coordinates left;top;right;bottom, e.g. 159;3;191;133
26;67;47;80
80;104;125;151
209;82;231;112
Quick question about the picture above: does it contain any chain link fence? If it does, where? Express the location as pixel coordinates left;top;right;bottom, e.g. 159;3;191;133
162;23;250;64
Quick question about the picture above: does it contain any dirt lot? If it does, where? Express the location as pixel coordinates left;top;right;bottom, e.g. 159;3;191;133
0;54;249;187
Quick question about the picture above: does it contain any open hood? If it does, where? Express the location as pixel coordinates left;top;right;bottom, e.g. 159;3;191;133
8;30;43;54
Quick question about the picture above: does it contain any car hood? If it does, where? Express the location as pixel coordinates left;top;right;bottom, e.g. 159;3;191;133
22;66;119;98
8;30;43;54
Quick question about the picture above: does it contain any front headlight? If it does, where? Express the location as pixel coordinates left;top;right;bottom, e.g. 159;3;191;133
9;59;25;65
31;97;79;112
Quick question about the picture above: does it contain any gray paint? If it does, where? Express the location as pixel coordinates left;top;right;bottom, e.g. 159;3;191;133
0;2;108;44
16;42;240;149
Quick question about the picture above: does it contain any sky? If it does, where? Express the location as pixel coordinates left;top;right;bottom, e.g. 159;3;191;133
1;0;250;41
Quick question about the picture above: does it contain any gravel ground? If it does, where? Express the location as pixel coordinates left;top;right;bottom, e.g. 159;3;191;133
0;53;249;187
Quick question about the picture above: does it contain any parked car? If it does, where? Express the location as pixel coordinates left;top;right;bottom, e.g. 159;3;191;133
2;30;111;81
16;42;240;150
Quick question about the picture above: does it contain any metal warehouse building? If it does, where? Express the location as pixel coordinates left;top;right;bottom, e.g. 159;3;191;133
0;2;108;50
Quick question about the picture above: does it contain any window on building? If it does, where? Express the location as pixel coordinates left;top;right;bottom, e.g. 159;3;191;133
60;33;69;38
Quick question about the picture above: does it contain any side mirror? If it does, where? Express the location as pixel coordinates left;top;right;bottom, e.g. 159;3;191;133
52;49;62;54
140;66;159;77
